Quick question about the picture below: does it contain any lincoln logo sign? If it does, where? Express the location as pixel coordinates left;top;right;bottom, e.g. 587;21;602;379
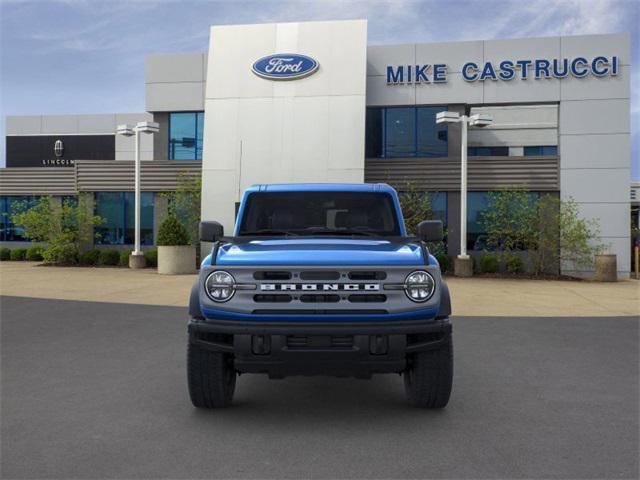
386;55;620;84
252;53;319;80
54;139;64;158
261;283;379;291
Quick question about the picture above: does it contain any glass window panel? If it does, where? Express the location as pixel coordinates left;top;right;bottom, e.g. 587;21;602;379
430;192;447;227
196;112;205;160
124;192;154;245
9;196;38;242
0;196;35;242
467;192;490;252
523;146;542;156
467;191;540;252
491;146;509;156
96;192;154;245
524;146;558;156
417;107;448;157
0;198;6;241
95;192;124;245
169;113;197;160
365;108;383;158
385;108;415;157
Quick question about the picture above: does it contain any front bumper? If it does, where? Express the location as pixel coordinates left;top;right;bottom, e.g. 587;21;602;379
188;317;451;378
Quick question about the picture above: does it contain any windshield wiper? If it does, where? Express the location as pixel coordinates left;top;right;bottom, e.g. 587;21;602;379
240;229;299;236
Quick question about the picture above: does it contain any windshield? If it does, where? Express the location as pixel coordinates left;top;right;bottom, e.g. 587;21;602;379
238;191;401;237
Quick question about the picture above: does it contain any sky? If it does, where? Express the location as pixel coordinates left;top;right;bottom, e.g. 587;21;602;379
1;0;638;178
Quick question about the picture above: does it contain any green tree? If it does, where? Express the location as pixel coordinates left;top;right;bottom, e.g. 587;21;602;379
480;190;604;275
398;182;447;256
480;188;537;252
163;173;201;245
531;195;605;274
11;196;104;265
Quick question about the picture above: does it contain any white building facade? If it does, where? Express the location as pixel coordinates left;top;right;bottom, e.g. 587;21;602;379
2;20;632;277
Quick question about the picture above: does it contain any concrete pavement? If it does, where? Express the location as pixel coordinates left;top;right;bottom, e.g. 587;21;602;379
0;262;638;316
1;296;637;479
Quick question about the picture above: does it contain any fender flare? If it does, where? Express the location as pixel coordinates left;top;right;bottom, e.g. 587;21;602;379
437;280;451;319
188;279;204;319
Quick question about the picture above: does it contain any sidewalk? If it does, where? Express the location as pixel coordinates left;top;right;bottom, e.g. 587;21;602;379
0;262;637;317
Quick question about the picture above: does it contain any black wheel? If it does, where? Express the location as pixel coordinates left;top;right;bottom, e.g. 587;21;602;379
187;343;236;408
404;336;453;408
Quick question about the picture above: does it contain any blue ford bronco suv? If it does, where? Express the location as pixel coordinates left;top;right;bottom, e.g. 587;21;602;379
188;183;452;408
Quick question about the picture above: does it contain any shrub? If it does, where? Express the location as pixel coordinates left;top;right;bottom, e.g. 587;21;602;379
10;248;27;261
119;250;130;267
528;196;606;276
435;253;451;273
43;244;78;265
99;250;121;266
11;196;103;265
479;254;499;273
79;249;101;266
157;214;190;246
144;249;158;267
0;248;10;261
505;254;524;274
25;246;44;261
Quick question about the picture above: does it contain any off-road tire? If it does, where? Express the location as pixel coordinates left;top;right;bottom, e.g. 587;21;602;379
404;336;453;408
187;343;236;408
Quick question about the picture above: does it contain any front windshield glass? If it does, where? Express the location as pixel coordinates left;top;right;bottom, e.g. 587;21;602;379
238;191;401;237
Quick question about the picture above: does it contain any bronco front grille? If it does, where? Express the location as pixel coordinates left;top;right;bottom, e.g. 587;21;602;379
252;268;390;309
300;294;340;303
206;266;433;315
254;294;292;303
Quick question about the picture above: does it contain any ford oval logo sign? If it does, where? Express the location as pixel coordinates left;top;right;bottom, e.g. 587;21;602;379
252;53;319;80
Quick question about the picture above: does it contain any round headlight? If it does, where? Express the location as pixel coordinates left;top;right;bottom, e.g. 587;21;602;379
404;270;435;302
205;270;236;302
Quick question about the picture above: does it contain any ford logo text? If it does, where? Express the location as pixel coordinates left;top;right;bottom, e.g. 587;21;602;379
252;53;319;80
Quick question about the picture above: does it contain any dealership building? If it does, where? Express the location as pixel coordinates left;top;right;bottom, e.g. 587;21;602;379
0;20;632;277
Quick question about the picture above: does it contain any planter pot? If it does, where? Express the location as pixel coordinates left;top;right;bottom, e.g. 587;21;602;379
454;256;473;277
594;254;617;282
158;245;196;275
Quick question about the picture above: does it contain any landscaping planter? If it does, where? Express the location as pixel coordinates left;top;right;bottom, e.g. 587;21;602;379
158;245;196;275
594;254;617;282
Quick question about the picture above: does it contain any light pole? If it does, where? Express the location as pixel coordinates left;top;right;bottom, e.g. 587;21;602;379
436;111;492;276
116;121;159;268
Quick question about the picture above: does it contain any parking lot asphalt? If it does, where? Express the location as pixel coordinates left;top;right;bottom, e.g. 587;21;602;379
1;296;638;479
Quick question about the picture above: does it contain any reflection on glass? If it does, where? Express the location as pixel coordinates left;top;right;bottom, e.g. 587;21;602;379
365;106;448;158
169;112;204;160
95;192;154;245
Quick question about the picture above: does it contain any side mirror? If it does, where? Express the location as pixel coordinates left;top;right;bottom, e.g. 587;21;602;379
199;221;224;242
417;220;443;243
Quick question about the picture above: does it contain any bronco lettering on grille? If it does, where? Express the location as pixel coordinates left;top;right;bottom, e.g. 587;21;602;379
260;283;380;291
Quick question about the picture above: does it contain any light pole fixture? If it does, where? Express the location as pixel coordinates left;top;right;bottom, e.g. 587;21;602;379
116;121;159;268
436;110;492;276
